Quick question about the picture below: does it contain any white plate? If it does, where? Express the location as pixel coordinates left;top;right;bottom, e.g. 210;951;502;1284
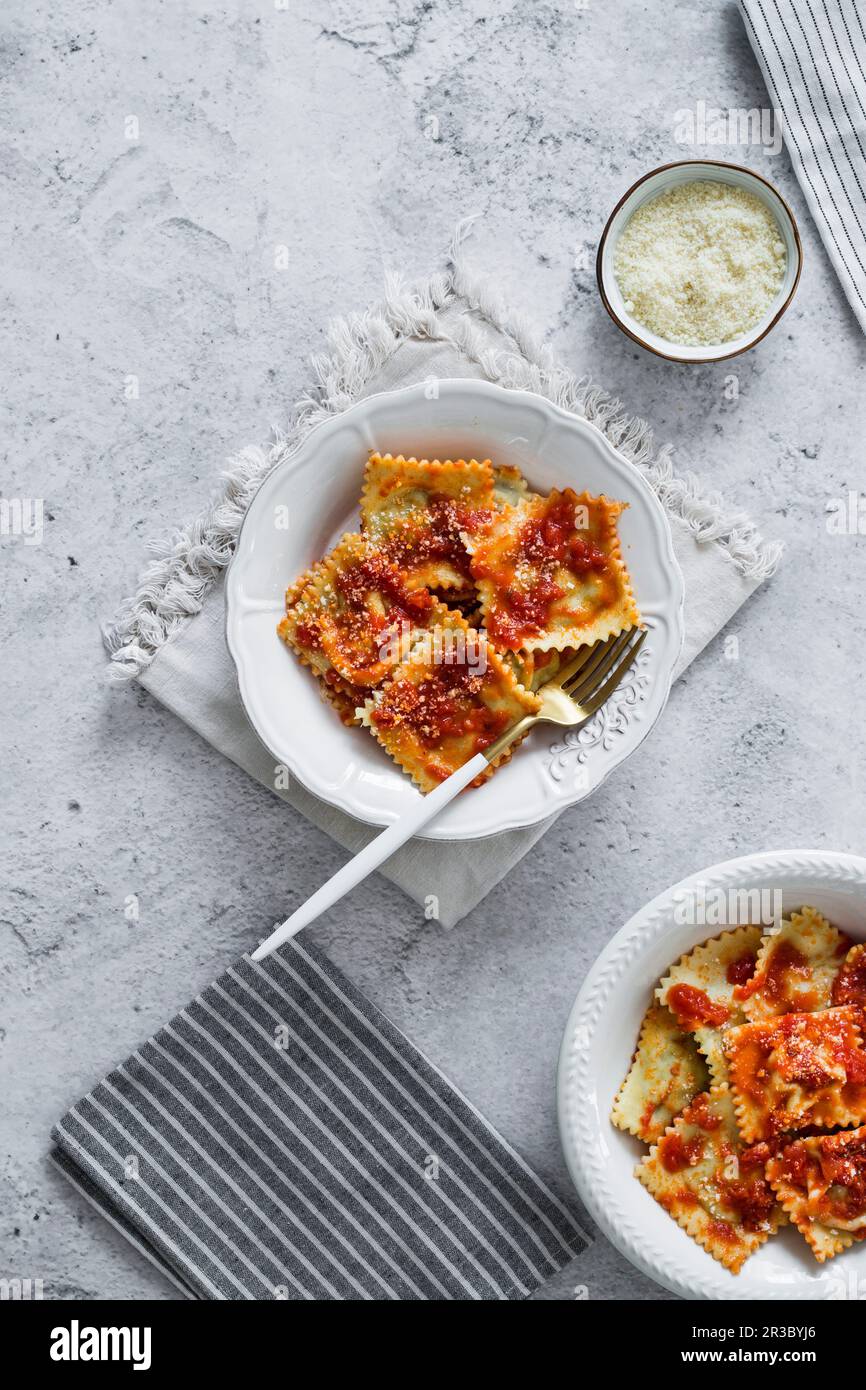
557;849;866;1300
225;379;684;841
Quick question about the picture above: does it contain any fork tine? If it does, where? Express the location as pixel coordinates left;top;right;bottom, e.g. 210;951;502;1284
574;628;647;717
548;640;603;691
563;627;634;700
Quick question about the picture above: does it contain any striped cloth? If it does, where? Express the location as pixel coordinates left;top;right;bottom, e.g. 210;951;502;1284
51;938;588;1300
740;0;866;333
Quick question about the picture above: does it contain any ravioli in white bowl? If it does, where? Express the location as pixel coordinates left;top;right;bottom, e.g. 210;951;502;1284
558;850;866;1300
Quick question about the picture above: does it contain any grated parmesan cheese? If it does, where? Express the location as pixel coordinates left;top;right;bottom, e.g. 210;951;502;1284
613;180;787;347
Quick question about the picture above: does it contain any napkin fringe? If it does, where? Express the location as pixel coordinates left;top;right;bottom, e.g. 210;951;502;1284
104;220;782;681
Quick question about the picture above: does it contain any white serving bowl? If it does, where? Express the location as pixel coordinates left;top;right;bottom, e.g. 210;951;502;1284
597;160;803;364
557;849;866;1300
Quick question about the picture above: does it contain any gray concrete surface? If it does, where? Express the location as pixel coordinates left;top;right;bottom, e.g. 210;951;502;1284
1;0;864;1301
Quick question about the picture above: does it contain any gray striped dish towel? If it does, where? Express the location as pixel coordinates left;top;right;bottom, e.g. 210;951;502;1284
51;938;588;1300
740;0;866;332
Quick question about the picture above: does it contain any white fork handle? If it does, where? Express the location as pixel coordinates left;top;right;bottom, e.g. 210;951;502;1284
250;751;489;961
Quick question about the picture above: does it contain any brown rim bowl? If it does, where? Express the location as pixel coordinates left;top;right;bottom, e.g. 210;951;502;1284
596;160;803;364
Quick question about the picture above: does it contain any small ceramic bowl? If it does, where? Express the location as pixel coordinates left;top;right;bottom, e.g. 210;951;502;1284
596;160;803;364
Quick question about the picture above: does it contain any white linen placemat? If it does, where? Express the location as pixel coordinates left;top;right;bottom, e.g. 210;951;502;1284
105;226;781;928
740;0;866;333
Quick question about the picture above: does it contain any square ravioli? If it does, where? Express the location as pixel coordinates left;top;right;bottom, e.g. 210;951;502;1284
278;533;442;704
655;926;762;1083
739;907;851;1021
468;487;639;652
636;1086;783;1274
360;453;495;592
725;1006;866;1142
767;1126;866;1262
611;1003;710;1143
361;610;540;792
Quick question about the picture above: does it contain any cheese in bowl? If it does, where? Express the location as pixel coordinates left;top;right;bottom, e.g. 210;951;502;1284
614;180;786;348
597;162;802;363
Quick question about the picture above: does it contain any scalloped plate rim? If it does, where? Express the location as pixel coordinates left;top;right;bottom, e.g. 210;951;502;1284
225;378;684;841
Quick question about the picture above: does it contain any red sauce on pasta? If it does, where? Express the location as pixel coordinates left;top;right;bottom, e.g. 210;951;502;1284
819;1134;866;1223
772;1009;866;1089
473;492;609;650
661;1121;777;1233
706;1217;738;1245
833;950;866;1007
484;574;565;651
295;620;322;651
667;983;731;1029
719;1175;777;1232
519;494;609;572
726;951;757;988
371;657;509;770
295;552;435;685
684;1092;723;1131
740;1137;787;1171
658;1133;704;1173
382;497;492;579
335;553;433;625
778;1131;866;1228
739;940;808;1009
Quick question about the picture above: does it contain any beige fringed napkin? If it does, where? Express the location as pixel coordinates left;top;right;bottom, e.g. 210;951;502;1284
105;226;781;928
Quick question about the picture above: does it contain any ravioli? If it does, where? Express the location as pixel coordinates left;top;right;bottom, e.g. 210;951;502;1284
655;926;762;1083
725;1006;866;1143
740;907;851;1021
767;1126;866;1262
360;452;495;591
361;610;540;792
832;942;866;1008
468;487;639;652
636;1086;783;1274
278;533;442;700
611;1003;710;1143
279;446;642;792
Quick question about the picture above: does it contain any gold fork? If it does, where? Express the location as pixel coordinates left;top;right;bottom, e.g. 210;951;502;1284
252;626;647;961
483;626;648;768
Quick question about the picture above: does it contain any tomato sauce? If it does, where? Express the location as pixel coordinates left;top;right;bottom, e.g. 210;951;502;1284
311;554;434;681
685;1092;723;1131
719;1175;777;1232
383;496;492;578
739;1136;787;1171
779;1132;866;1227
726;951;757;988
658;1132;704;1173
740;940;808;1009
372;658;509;762
772;1009;866;1089
819;1135;866;1222
667;983;731;1029
473;491;609;650
335;553;433;625
485;575;564;650
707;1217;738;1245
833;949;866;1008
518;494;608;570
295;620;322;651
